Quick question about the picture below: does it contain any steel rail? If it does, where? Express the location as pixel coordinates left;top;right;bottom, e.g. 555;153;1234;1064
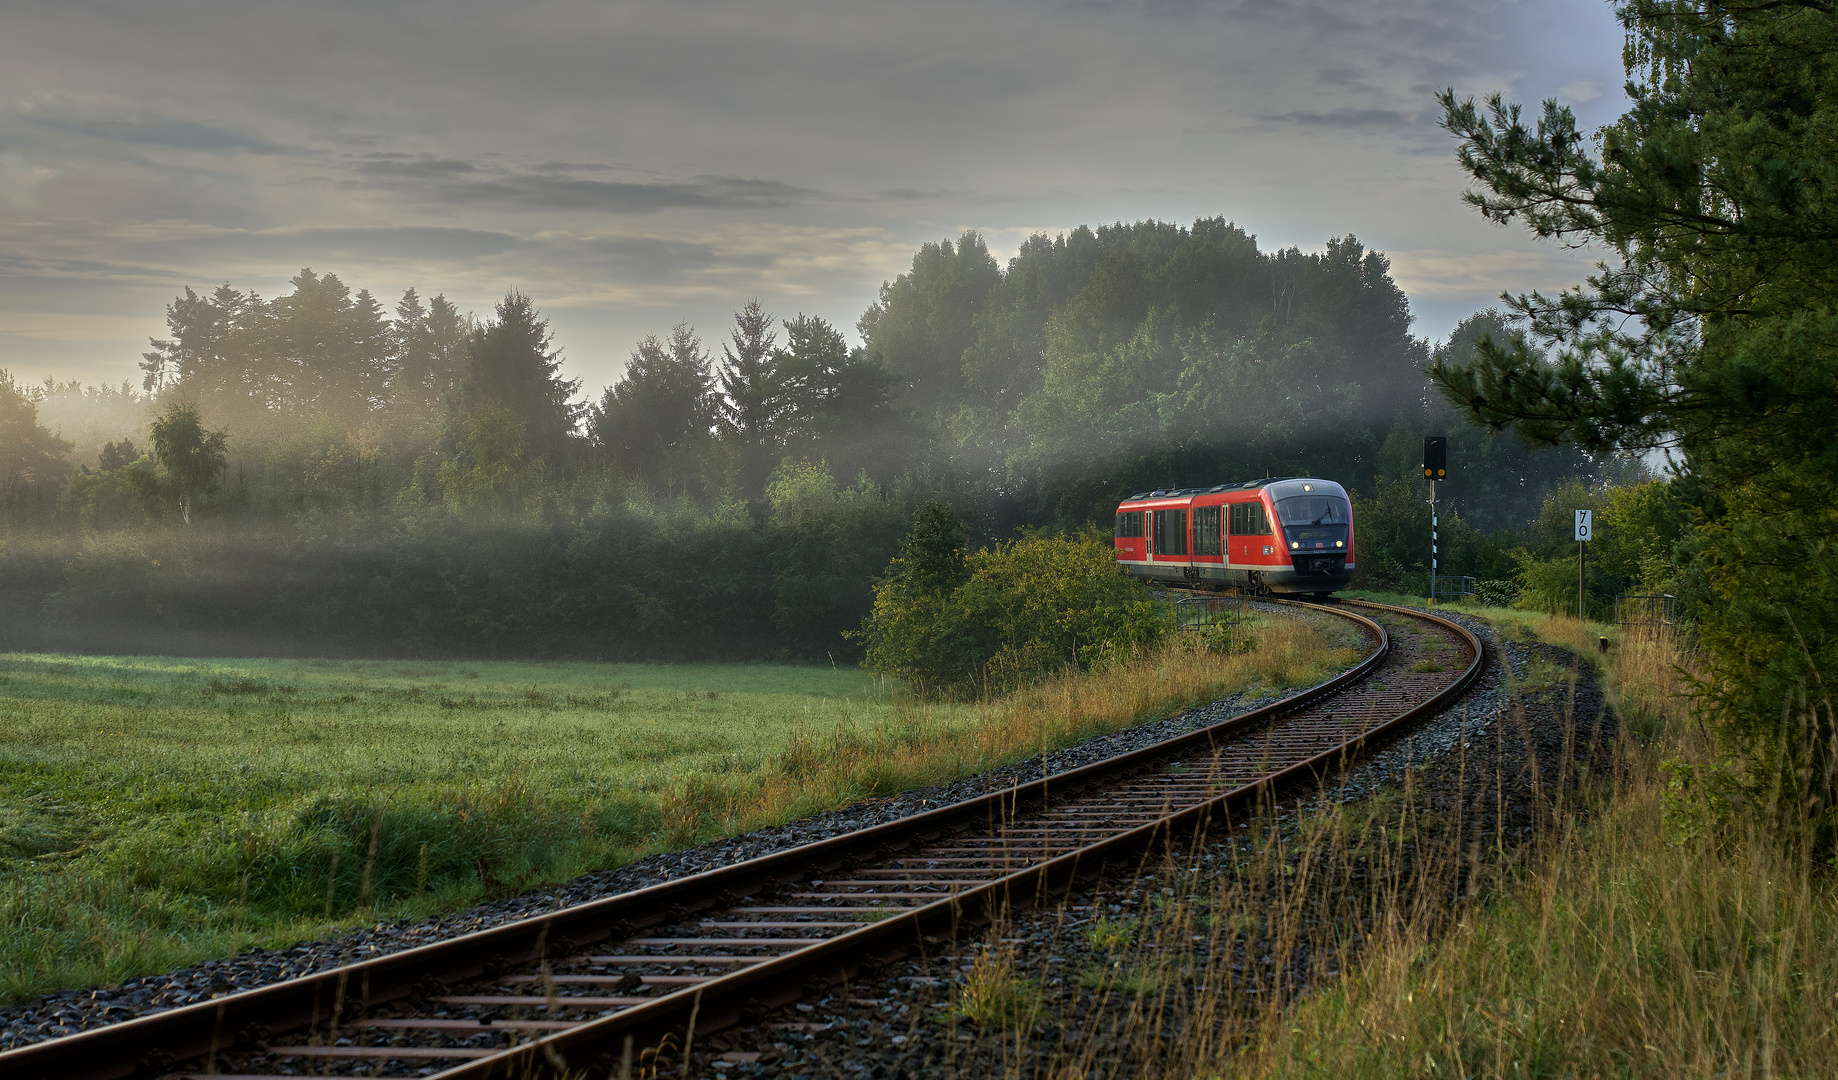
0;600;1478;1080
436;601;1483;1079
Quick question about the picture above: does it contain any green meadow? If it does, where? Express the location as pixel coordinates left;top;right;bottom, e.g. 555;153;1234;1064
0;653;925;1002
0;613;1344;1003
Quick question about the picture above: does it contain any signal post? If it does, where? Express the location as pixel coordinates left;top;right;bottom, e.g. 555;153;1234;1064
1423;436;1446;603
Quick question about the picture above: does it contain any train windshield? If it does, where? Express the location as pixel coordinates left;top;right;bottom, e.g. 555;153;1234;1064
1274;495;1349;527
1276;494;1349;552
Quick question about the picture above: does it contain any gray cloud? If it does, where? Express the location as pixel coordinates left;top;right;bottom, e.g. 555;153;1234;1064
0;0;1629;387
24;113;271;152
1253;107;1425;131
344;155;818;213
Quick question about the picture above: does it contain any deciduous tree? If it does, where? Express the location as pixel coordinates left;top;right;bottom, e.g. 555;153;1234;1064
0;370;72;529
147;401;228;524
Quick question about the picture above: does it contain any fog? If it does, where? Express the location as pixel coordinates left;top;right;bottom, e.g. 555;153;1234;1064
0;217;1635;659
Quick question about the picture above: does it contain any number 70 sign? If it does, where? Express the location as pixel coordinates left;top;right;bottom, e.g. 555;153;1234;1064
1575;509;1593;542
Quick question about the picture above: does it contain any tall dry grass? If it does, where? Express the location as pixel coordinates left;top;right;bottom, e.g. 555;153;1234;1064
967;615;1838;1079
659;617;1354;845
1230;622;1838;1078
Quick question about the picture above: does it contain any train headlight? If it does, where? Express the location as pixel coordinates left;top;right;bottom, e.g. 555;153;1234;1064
1335;540;1344;548
1290;541;1299;550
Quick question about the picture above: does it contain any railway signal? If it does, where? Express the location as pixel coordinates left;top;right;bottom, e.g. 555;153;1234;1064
1422;436;1447;480
1424;437;1446;602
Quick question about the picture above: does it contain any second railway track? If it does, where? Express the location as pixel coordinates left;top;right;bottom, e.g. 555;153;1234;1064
4;599;1483;1080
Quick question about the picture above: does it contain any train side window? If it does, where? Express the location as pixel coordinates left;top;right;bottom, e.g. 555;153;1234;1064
1228;502;1273;537
1113;510;1143;538
1193;506;1221;555
1152;509;1188;555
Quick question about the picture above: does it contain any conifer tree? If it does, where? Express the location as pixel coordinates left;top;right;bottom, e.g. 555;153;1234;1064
457;291;582;462
716;299;792;443
1431;0;1838;842
593;324;715;482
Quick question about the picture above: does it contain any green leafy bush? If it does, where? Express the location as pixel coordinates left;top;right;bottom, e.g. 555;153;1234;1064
1512;551;1584;617
1472;579;1520;608
857;506;1167;696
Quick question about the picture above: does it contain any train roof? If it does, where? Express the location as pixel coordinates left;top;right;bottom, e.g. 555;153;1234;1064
1123;477;1312;501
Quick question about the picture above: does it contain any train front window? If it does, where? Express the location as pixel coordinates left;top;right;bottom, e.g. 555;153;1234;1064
1274;496;1348;527
1275;495;1350;550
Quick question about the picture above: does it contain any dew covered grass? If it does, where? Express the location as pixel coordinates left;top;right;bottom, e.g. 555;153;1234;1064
0;654;897;1001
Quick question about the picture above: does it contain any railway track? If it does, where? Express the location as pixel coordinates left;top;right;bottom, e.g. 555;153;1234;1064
5;599;1482;1080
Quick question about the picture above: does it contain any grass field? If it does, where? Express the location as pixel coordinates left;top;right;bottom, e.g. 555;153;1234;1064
0;612;1352;1002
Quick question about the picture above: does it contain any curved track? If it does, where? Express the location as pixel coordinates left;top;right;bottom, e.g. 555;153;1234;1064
2;600;1482;1080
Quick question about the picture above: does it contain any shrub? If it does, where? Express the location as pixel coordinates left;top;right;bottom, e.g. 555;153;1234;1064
857;512;1167;696
1471;579;1519;607
1513;550;1583;617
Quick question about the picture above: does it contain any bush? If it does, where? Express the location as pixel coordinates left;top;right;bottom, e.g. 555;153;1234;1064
857;511;1167;696
1512;551;1583;616
1471;579;1520;607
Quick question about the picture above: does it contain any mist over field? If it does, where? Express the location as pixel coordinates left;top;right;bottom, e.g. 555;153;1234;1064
0;0;1648;659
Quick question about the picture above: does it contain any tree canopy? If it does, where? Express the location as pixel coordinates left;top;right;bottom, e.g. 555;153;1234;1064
457;291;583;464
1432;0;1838;842
0;370;72;526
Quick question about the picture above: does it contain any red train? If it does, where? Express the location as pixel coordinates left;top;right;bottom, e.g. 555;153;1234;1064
1113;477;1354;596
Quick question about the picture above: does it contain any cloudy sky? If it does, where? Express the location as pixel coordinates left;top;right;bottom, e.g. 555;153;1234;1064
0;0;1627;395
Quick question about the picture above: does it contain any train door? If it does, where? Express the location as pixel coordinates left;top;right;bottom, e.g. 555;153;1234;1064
1193;505;1222;559
1228;500;1272;563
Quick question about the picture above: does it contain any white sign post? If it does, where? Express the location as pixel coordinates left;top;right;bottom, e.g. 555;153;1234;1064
1574;510;1592;621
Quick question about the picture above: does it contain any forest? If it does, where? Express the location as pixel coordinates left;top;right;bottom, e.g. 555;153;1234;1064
0;222;1648;659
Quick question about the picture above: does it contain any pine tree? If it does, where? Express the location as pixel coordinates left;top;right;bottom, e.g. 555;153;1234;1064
1430;0;1838;842
716;299;792;443
593;324;715;482
390;289;469;428
456;291;583;462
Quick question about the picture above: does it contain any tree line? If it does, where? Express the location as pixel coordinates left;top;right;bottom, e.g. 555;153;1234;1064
0;220;1638;660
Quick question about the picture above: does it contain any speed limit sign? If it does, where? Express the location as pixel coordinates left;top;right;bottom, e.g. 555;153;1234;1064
1575;509;1593;542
